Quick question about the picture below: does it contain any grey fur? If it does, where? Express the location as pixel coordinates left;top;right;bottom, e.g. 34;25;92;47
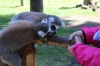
9;12;63;50
0;20;51;66
6;12;64;66
9;12;65;28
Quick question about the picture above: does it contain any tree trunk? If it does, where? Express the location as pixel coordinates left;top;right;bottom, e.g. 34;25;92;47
84;0;91;5
83;0;98;11
30;0;43;12
21;0;26;6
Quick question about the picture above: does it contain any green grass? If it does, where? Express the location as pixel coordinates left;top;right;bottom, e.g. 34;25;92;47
36;28;77;66
44;0;100;17
0;0;100;66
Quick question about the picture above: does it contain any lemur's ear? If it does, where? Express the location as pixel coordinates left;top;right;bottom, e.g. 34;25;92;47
48;17;54;23
41;17;55;27
41;17;54;24
61;21;65;27
48;17;54;27
41;18;48;23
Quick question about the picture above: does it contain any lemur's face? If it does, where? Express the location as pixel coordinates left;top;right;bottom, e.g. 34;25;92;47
36;23;56;41
37;16;65;41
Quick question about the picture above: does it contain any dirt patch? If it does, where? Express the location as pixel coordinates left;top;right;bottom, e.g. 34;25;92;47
61;15;100;30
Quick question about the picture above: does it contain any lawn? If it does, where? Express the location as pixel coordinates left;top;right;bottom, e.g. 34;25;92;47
0;0;100;66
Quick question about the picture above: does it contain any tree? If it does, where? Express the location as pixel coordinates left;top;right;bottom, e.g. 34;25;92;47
83;0;99;11
84;0;91;5
76;0;99;11
21;0;26;6
30;0;43;12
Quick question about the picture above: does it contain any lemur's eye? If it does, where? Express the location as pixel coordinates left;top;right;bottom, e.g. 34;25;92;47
46;25;56;36
51;25;56;31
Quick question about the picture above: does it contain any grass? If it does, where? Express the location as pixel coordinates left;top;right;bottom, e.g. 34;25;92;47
36;28;77;66
44;0;100;17
0;0;100;66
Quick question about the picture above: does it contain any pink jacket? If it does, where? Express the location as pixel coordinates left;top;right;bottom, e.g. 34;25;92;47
72;26;100;66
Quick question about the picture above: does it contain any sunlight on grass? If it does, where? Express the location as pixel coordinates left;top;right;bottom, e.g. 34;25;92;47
36;45;72;66
44;0;100;17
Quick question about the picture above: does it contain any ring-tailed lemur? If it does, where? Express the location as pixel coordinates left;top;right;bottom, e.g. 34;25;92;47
9;12;65;49
0;20;56;66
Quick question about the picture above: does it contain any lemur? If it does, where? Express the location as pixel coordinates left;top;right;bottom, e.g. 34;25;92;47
9;12;65;48
0;20;56;66
9;12;65;29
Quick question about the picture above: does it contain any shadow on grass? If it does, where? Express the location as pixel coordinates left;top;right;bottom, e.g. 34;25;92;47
67;56;81;66
61;18;100;30
0;14;15;29
59;6;77;9
67;21;100;30
62;19;78;27
71;21;100;28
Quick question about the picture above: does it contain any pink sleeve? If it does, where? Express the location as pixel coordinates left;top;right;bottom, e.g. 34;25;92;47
72;43;100;66
82;26;100;46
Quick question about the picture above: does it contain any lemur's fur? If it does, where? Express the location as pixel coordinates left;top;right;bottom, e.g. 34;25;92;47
9;12;65;29
9;12;65;49
0;20;52;66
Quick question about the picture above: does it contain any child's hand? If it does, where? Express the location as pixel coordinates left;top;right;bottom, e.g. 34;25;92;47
66;35;82;57
70;30;84;43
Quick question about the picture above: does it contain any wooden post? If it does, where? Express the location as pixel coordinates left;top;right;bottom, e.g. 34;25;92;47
0;60;7;66
18;43;36;66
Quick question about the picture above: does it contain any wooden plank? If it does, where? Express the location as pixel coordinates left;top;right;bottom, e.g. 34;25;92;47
18;43;36;66
0;59;7;66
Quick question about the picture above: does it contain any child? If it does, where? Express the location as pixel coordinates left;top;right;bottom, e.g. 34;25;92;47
67;26;100;66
